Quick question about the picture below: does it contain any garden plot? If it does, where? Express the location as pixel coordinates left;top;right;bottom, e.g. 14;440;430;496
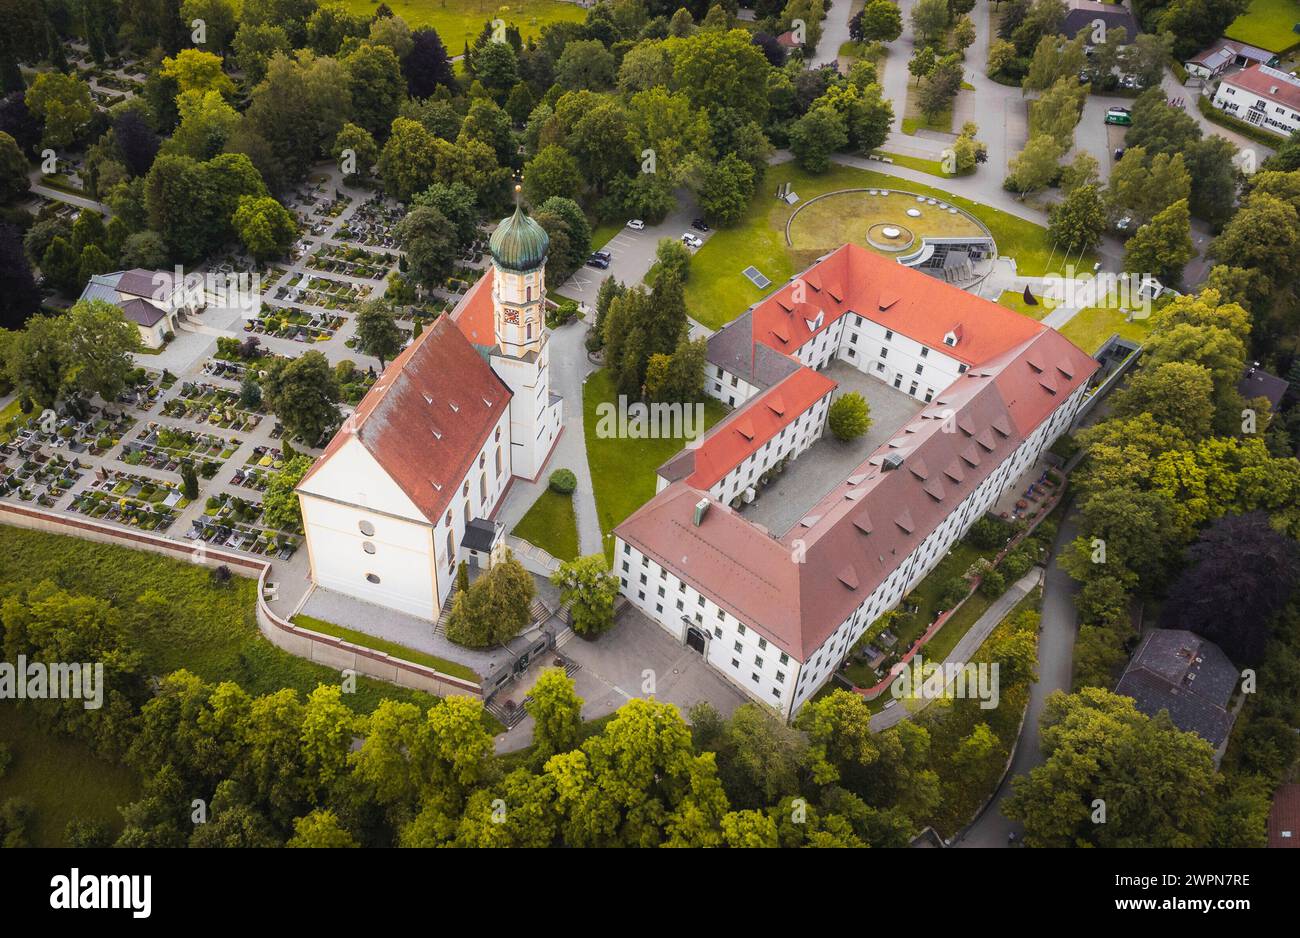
2;408;137;458
231;445;289;492
0;452;86;508
70;470;190;532
122;423;242;477
337;196;404;248
247;302;346;341
190;492;300;558
307;242;396;280
161;382;264;432
275;273;369;311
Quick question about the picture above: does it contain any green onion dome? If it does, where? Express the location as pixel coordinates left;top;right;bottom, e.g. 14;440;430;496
489;198;549;272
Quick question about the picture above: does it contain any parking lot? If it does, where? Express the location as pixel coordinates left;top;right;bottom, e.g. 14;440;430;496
555;193;712;308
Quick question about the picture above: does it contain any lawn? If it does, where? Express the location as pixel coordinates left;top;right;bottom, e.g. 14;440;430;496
997;289;1055;321
582;370;727;561
787;189;986;270
902;80;955;134
0;526;442;714
685;160;1074;331
876;151;953;178
1225;0;1300;53
291;613;481;683
1058;305;1153;355
510;488;579;561
339;0;585;47
0;397;24;443
0;706;141;847
590;220;621;250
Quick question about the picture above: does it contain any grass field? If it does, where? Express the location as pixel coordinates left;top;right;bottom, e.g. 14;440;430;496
0;707;141;847
685;160;1074;331
582;370;727;561
291;614;481;682
788;189;985;269
1058;305;1153;354
0;526;442;714
1224;0;1300;53
998;289;1055;320
510;489;580;561
340;0;585;48
902;81;955;135
876;151;953;177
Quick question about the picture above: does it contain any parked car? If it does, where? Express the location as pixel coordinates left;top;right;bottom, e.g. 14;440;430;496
680;232;703;248
586;253;609;269
1114;215;1134;232
691;218;710;232
593;249;612;262
1104;107;1132;126
1114;147;1126;160
626;219;645;230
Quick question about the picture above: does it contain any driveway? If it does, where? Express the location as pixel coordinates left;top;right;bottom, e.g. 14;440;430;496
954;511;1081;847
560;607;750;723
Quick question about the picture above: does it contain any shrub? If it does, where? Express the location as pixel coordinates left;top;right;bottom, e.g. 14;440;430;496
938;576;970;610
549;468;577;495
0;742;11;778
968;516;1011;550
1001;545;1036;580
978;566;1007;597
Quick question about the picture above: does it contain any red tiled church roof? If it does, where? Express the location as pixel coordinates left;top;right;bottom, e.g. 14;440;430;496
300;315;511;524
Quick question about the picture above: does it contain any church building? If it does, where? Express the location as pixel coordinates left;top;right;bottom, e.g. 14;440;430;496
296;196;562;620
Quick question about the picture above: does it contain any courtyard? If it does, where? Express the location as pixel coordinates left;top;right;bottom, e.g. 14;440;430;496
738;360;927;537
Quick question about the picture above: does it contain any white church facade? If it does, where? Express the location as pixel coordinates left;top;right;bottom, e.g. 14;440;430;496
296;196;561;620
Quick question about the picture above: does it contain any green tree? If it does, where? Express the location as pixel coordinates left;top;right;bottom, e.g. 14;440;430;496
1004;133;1061;195
523;145;583;205
232;23;291;85
332;123;378;184
828;391;871;441
446;551;535;647
789;107;848;174
232;196;297;262
353;298;404;368
342;42;405;138
526;668;584;764
1005;688;1219;847
910;0;951;46
259;351;341;445
1123;198;1194;285
287;809;359;847
262;454;313;531
25;72;93;148
551;554;620;637
0;132;29;204
395;205;455;288
1048;183;1107;254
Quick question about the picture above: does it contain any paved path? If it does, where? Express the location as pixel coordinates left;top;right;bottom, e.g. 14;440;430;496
492;320;604;557
812;0;858;69
955;512;1081;847
870;567;1043;731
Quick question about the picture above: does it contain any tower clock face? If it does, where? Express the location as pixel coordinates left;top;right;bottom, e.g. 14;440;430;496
504;308;520;325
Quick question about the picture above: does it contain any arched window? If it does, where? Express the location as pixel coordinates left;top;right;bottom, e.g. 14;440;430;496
495;447;502;476
526;322;532;340
479;473;487;502
479;453;485;469
446;530;454;569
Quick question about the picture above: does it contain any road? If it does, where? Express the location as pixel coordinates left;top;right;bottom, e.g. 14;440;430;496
812;0;858;68
955;512;1082;847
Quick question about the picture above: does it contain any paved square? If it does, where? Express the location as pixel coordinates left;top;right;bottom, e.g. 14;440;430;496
740;360;925;537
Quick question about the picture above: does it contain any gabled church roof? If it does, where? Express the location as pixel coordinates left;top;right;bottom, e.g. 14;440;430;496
299;315;512;524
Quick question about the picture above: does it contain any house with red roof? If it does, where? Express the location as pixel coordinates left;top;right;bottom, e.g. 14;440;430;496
1211;64;1300;138
615;244;1098;718
296;198;561;620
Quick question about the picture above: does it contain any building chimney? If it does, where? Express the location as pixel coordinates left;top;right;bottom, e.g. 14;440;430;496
693;498;710;526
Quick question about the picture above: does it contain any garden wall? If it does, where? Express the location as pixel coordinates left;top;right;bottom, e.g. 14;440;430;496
0;503;482;701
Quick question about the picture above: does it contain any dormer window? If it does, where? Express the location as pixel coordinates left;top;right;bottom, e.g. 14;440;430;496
944;331;958;347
